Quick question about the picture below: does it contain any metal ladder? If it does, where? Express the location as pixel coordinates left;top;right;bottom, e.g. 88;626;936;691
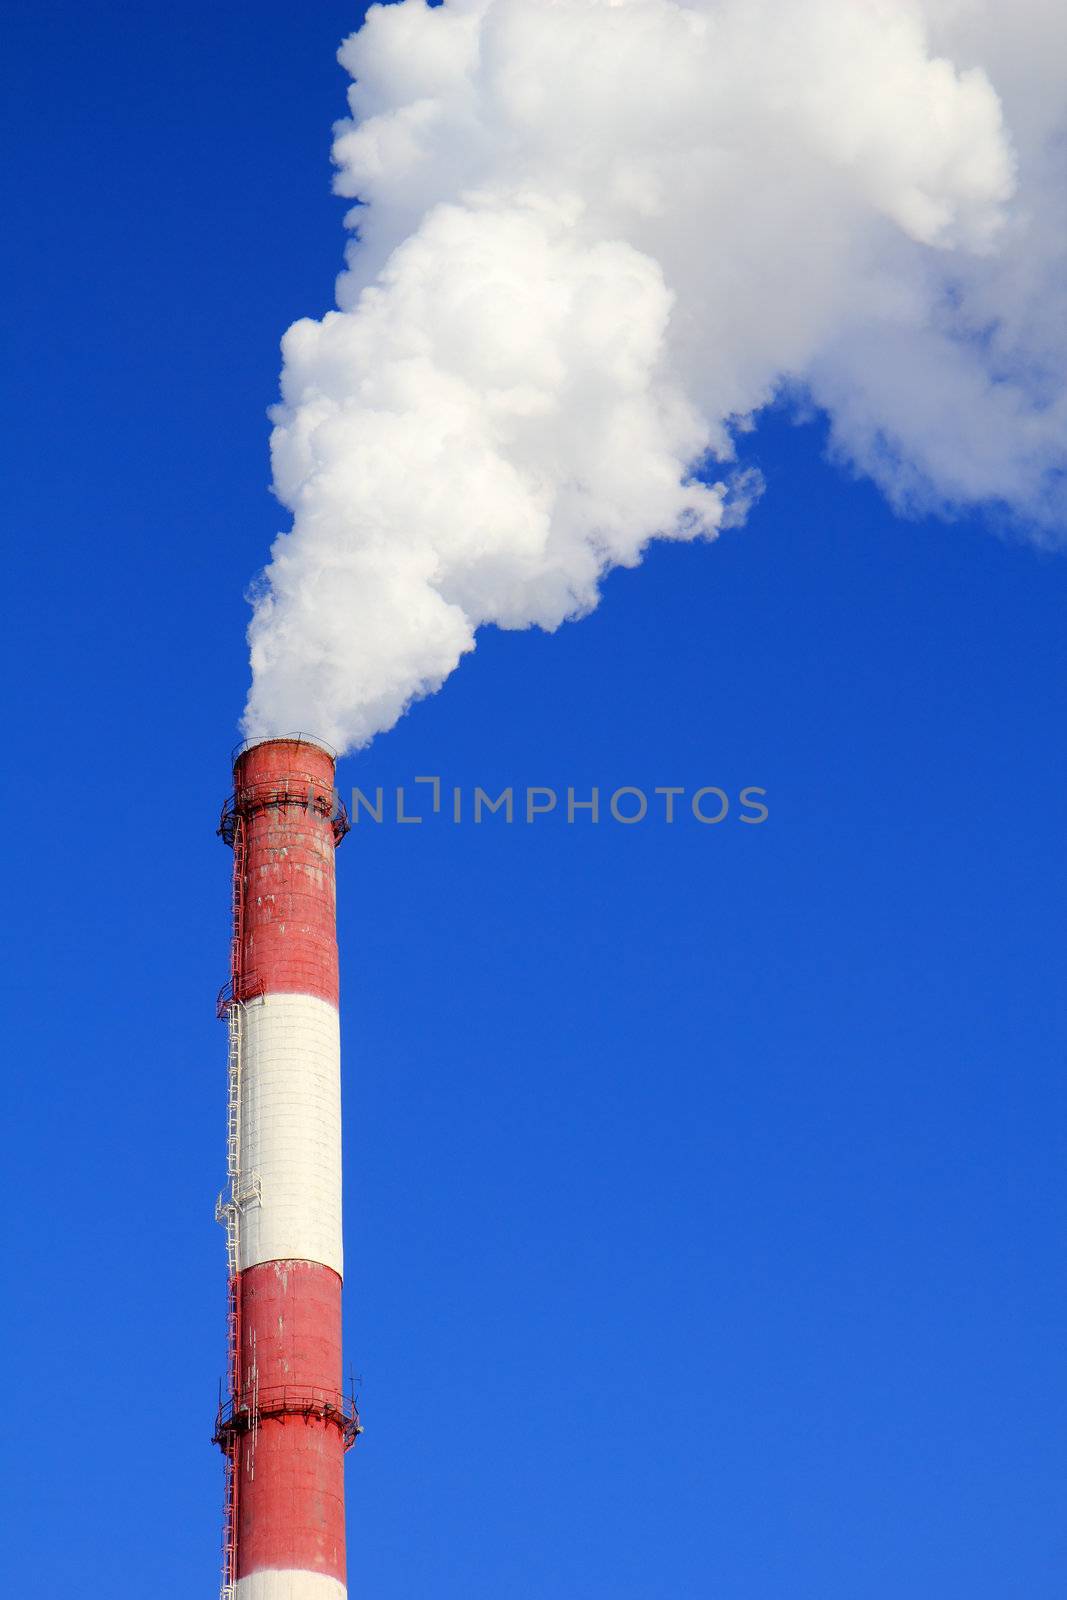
219;1436;238;1600
217;815;247;1600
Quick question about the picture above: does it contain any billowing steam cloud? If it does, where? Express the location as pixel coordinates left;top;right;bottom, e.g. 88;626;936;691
244;0;1066;751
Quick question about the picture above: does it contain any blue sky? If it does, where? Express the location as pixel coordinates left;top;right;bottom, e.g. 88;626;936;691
2;4;1065;1596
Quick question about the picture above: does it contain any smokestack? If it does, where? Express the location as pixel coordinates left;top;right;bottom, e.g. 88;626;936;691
214;735;356;1600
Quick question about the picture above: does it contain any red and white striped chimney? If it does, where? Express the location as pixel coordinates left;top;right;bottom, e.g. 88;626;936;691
214;735;356;1600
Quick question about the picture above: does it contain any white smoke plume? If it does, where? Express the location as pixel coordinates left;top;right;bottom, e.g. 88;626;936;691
244;0;1067;751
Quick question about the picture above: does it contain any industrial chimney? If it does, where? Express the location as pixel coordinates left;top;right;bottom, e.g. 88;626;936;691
214;735;357;1600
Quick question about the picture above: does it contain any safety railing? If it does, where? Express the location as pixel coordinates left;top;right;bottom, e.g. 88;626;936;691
218;779;350;847
214;1384;363;1451
230;732;338;764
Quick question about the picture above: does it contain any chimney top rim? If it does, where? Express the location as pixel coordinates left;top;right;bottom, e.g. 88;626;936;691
232;732;338;765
